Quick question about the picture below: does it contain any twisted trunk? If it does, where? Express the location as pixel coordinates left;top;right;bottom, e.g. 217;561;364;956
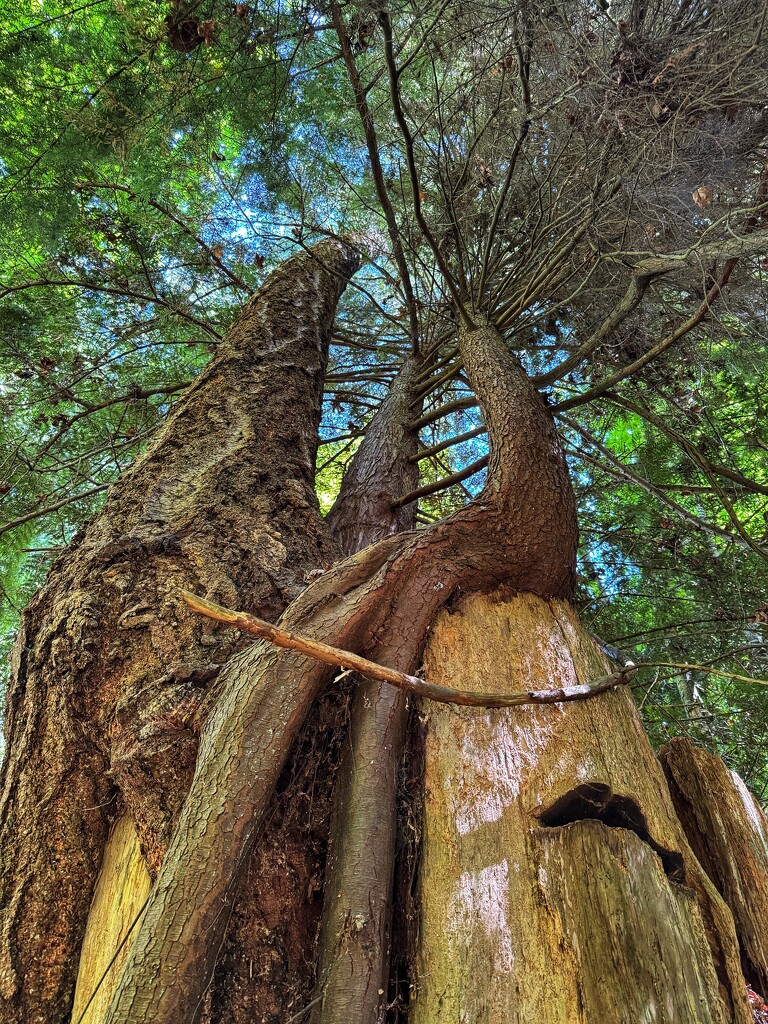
4;286;755;1024
0;239;358;1024
104;318;576;1024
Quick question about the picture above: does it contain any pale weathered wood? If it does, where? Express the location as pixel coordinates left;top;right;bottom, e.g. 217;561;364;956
660;738;768;998
71;814;151;1024
412;591;751;1024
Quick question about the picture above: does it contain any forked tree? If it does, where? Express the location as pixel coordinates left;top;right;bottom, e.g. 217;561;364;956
2;2;768;1023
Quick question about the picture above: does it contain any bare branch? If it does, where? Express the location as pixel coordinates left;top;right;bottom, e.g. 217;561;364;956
391;453;489;508
180;591;633;708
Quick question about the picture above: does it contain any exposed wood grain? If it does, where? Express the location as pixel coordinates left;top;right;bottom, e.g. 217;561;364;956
660;738;768;998
71;814;151;1024
411;592;751;1024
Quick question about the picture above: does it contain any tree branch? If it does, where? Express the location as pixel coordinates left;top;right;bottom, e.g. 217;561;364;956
0;484;109;537
181;591;632;707
378;6;472;325
409;424;487;462
76;182;253;294
391;454;489;508
331;4;420;353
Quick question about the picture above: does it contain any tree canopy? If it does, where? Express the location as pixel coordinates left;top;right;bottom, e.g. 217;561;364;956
2;0;768;793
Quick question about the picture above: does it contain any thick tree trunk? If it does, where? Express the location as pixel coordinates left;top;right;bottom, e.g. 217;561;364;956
15;299;746;1024
0;239;358;1024
660;738;768;1000
411;591;752;1024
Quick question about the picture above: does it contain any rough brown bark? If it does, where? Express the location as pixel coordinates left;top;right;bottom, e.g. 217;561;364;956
103;318;577;1024
326;356;421;553
411;591;751;1024
660;738;768;999
193;357;426;1024
201;679;351;1024
0;239;358;1024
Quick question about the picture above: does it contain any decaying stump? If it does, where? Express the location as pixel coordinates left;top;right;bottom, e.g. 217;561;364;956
411;591;752;1024
660;737;768;1000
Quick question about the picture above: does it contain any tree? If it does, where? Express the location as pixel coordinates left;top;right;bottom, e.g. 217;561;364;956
2;1;768;1022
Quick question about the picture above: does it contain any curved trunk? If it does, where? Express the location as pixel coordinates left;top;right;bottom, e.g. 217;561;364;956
104;318;578;1024
4;280;754;1024
0;239;358;1024
411;591;751;1024
660;738;768;999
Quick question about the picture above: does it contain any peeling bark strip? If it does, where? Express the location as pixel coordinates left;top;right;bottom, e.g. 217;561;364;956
104;317;580;1024
411;592;751;1024
182;591;633;707
0;239;358;1024
660;738;768;998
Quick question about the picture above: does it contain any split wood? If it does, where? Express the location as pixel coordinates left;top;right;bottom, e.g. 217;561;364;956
181;591;635;708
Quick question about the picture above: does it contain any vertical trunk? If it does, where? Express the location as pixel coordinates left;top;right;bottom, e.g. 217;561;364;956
314;358;421;1024
660;738;768;999
199;675;351;1024
325;356;422;553
411;591;751;1024
0;239;358;1024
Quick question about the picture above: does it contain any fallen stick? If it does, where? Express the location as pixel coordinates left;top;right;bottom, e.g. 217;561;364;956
181;591;634;709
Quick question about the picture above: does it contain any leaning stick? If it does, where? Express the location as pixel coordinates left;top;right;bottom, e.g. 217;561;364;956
180;591;633;709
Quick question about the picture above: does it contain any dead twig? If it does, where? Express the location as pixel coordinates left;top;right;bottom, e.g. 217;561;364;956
180;591;634;708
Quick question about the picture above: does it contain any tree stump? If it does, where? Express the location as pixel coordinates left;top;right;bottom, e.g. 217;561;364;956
411;591;750;1024
660;737;768;1000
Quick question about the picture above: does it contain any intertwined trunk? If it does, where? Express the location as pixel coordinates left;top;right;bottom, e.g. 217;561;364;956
101;317;577;1024
313;356;422;1023
0;239;358;1024
1;246;764;1024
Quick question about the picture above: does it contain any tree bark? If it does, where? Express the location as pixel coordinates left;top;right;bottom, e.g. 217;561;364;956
103;318;579;1024
411;591;752;1024
0;239;358;1024
660;737;768;1000
314;357;421;1024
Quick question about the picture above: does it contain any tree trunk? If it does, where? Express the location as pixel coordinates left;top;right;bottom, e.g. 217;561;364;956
102;318;579;1024
660;737;768;1000
0;239;359;1024
411;591;752;1024
314;357;421;1023
5;281;760;1024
